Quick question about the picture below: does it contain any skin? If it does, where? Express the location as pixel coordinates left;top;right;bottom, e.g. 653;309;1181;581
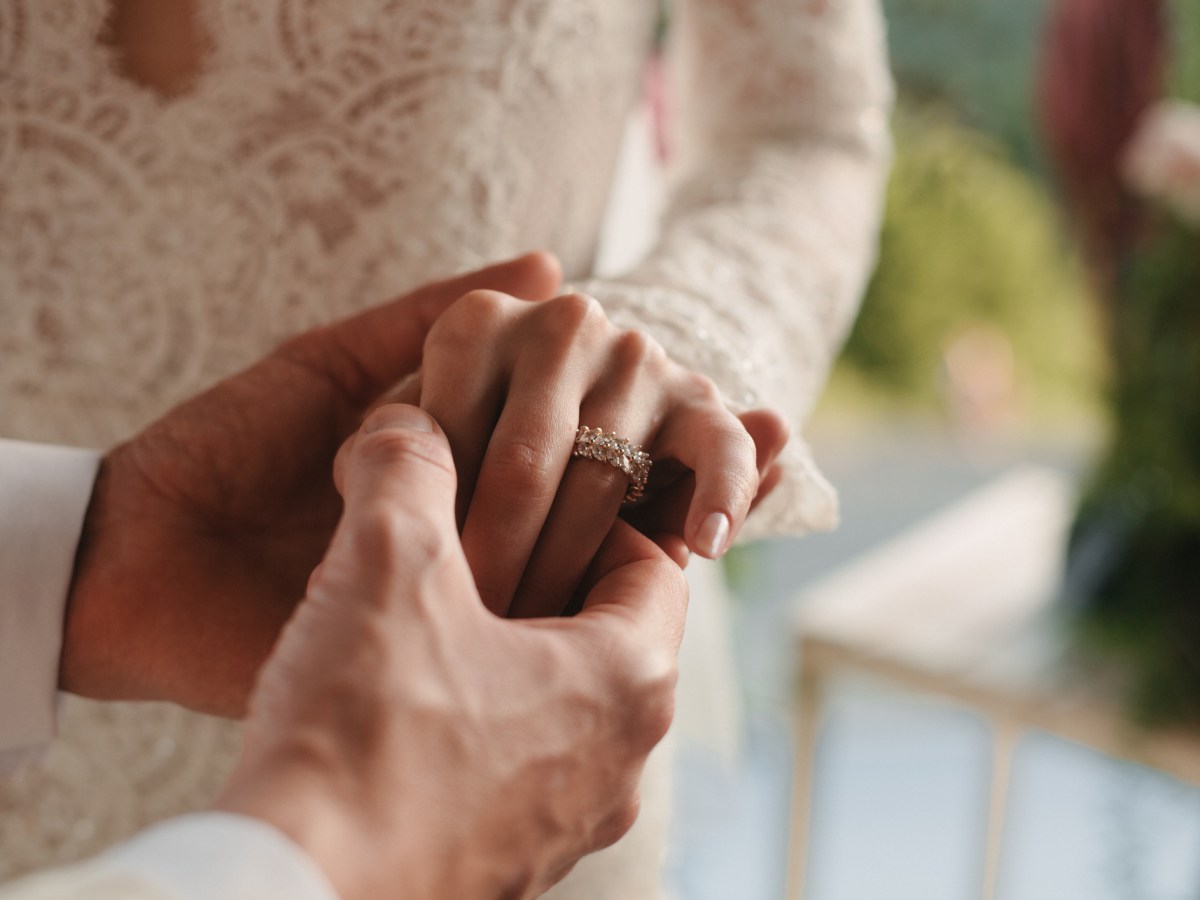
63;251;787;716
62;254;563;714
66;7;784;890
75;0;791;721
412;289;788;618
216;404;689;900
98;0;791;614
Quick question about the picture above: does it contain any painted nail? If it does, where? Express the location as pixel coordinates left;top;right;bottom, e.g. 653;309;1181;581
364;405;435;433
697;512;731;558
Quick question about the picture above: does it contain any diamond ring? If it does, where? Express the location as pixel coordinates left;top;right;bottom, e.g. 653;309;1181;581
572;425;652;503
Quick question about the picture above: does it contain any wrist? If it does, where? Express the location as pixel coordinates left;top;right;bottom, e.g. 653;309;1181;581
215;755;351;893
58;451;117;697
215;751;436;900
58;446;166;704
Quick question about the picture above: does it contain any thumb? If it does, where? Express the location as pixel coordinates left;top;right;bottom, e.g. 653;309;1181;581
574;522;689;656
322;405;461;601
281;251;562;408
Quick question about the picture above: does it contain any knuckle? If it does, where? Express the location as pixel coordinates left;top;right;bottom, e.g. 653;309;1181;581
350;503;408;553
521;249;564;286
748;407;792;449
682;370;722;403
688;411;760;505
594;797;642;851
428;289;508;347
723;427;762;499
611;328;667;372
358;427;456;480
539;292;604;334
348;503;451;578
487;439;560;502
558;291;603;320
606;640;680;751
720;419;759;465
631;676;678;750
457;288;510;319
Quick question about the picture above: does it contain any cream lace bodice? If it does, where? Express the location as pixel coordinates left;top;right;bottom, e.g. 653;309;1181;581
0;0;891;882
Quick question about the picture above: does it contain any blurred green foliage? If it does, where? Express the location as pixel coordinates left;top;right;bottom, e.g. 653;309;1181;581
815;0;1104;421
1171;0;1200;101
832;108;1100;417
1068;217;1200;723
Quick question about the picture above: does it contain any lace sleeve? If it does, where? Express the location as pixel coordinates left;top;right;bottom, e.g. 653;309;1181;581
577;0;893;538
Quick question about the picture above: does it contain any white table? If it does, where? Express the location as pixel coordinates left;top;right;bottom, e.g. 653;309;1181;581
786;466;1200;899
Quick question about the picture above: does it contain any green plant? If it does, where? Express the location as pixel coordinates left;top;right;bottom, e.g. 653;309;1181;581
834;108;1099;417
1066;216;1200;723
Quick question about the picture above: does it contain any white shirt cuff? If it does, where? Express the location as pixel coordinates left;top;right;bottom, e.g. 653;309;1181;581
99;813;340;900
0;813;341;900
0;440;101;766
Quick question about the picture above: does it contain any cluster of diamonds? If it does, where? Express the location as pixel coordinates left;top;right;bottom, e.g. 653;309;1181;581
572;425;652;502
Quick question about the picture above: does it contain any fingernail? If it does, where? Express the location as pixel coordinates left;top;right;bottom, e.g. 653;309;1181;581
365;405;434;433
697;512;731;558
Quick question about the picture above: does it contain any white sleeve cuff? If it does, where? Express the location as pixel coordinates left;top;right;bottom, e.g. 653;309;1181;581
0;439;101;766
98;813;340;900
0;814;341;900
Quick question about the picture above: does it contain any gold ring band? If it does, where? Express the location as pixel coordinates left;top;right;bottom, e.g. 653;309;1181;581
572;426;652;503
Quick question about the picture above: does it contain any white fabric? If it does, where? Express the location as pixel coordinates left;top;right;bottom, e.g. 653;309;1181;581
0;440;99;771
580;0;893;537
0;0;892;892
0;814;338;900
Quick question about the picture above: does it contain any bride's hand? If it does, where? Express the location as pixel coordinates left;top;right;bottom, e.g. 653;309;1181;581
414;288;789;618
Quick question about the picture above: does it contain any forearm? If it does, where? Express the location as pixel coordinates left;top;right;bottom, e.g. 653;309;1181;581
580;0;894;537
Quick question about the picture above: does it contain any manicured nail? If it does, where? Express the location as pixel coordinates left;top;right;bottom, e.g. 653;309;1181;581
365;405;434;433
697;512;731;558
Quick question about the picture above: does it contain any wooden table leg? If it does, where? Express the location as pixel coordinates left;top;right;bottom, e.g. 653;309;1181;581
787;651;826;900
982;719;1021;900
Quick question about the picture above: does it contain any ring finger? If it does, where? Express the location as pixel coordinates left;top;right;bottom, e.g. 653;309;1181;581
458;351;590;615
508;365;664;618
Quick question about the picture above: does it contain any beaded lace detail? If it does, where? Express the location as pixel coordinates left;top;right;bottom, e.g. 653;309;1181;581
0;0;891;886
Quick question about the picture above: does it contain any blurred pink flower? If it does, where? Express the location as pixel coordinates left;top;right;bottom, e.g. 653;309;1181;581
1123;100;1200;226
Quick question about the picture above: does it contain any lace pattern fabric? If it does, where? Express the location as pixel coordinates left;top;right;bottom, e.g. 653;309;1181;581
1;0;654;446
0;0;891;888
581;0;893;537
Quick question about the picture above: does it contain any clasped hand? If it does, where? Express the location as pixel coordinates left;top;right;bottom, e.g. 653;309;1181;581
383;285;789;618
61;251;786;715
217;405;686;899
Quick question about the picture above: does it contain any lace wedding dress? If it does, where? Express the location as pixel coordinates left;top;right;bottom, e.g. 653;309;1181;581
0;0;891;893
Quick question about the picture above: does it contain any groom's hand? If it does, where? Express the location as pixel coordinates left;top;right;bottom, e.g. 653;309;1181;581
217;405;687;900
59;253;562;716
